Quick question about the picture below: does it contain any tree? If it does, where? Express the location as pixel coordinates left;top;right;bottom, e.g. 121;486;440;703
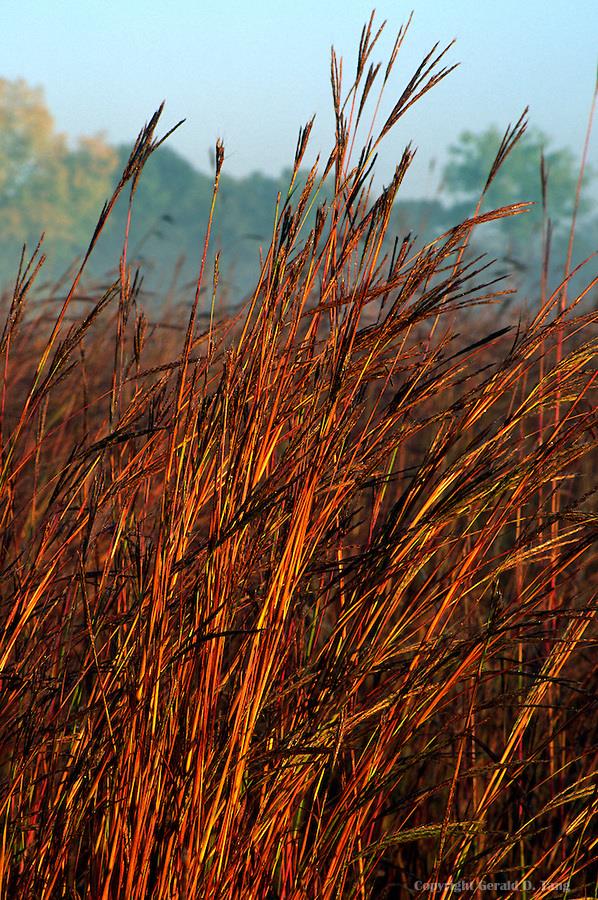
441;126;590;244
0;78;118;276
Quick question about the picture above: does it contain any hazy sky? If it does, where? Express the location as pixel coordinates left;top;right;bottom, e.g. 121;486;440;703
3;1;597;197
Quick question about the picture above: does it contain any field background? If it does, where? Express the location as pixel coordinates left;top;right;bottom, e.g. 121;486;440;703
0;11;597;900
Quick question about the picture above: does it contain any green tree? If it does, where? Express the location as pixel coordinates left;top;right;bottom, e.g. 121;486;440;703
441;126;589;242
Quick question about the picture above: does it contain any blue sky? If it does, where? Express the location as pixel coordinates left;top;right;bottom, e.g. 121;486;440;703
3;0;597;197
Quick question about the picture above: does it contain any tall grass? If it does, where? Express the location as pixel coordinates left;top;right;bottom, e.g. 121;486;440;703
0;14;596;899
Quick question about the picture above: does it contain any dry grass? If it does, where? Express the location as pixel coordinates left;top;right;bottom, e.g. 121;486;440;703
0;15;596;899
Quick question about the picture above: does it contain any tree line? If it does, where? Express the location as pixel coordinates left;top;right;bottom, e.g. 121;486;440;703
0;77;593;309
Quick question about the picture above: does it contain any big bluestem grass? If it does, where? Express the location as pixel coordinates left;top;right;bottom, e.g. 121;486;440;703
0;14;596;899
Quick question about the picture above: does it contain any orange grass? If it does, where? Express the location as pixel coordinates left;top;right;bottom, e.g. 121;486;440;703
0;15;596;899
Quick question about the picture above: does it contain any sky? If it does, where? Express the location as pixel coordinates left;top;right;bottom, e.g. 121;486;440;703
2;0;597;198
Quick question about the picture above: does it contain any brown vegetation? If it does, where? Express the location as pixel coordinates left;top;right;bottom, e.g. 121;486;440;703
0;15;596;899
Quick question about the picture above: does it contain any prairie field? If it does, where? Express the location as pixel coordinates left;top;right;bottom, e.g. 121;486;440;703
0;16;596;900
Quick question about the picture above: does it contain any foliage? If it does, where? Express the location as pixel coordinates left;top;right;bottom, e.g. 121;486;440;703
0;78;118;275
0;80;593;307
0;79;456;305
442;125;591;242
